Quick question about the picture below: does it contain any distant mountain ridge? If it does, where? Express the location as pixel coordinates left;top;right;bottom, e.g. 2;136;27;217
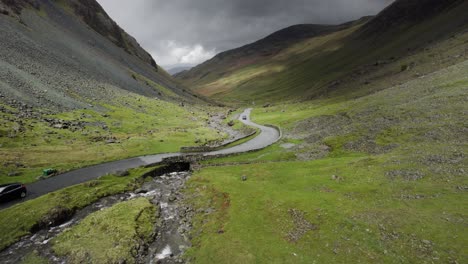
175;0;468;104
168;66;192;76
175;20;368;82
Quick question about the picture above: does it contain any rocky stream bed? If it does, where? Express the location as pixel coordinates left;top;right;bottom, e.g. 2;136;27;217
0;170;194;264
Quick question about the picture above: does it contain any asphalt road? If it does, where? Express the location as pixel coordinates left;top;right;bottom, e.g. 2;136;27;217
0;109;280;210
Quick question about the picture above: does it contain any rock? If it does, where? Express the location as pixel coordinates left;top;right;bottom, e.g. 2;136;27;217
0;7;9;15
385;170;424;181
105;138;116;144
331;175;342;181
422;239;432;245
135;188;148;194
32;206;74;231
169;194;177;202
8;171;22;177
241;175;248;181
227;120;235;127
115;170;130;177
205;208;215;214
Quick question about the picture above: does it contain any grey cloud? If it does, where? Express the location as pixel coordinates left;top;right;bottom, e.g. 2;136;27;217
97;0;393;68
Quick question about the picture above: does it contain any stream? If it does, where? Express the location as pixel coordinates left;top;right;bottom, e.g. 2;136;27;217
0;108;281;262
0;170;194;264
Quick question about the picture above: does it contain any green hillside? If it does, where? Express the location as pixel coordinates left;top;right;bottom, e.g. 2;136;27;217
0;0;226;184
0;0;467;263
176;0;468;263
184;36;468;264
176;0;468;105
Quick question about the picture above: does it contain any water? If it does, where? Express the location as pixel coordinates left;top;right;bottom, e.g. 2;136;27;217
0;171;193;264
144;171;193;264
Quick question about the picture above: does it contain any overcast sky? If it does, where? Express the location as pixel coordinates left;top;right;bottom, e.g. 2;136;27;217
96;0;394;70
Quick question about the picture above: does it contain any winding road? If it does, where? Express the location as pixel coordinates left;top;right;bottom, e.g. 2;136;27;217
0;109;280;210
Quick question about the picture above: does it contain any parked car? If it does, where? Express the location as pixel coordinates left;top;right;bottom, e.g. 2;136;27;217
242;115;247;120
0;183;27;203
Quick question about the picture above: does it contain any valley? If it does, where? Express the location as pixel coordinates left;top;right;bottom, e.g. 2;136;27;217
0;0;467;263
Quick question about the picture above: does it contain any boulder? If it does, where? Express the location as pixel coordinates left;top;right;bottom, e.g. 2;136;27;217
8;171;22;177
115;170;130;177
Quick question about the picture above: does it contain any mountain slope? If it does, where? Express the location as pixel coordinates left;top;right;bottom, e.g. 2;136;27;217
168;66;192;75
0;0;225;186
175;20;366;88
0;0;199;111
176;0;468;104
178;2;468;262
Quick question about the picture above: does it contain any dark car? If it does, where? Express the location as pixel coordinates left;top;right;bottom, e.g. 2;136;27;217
0;183;27;203
242;115;247;120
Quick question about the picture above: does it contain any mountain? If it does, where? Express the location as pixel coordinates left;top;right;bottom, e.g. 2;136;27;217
174;20;366;86
175;0;468;104
168;66;192;75
0;0;200;111
0;0;224;192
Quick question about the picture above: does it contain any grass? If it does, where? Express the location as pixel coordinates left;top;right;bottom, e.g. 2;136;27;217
180;7;468;105
0;166;154;251
184;58;468;263
185;157;466;263
0;94;223;184
21;251;49;264
52;198;156;264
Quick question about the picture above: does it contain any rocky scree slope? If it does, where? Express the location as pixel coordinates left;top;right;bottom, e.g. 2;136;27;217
0;0;199;112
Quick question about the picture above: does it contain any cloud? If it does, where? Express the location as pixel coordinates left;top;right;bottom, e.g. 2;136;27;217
152;41;216;68
96;0;394;69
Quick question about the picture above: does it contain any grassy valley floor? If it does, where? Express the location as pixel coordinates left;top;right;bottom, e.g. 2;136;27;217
183;59;468;263
0;93;226;184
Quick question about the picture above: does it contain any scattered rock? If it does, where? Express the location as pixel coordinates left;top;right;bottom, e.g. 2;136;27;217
280;143;296;149
115;170;130;177
105;138;117;144
8;171;22;177
386;170;424;181
84;181;100;188
135;188;148;194
331;175;343;181
241;175;248;181
286;209;317;243
32;206;74;232
0;7;9;15
227;120;235;127
422;239;432;245
168;193;177;202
